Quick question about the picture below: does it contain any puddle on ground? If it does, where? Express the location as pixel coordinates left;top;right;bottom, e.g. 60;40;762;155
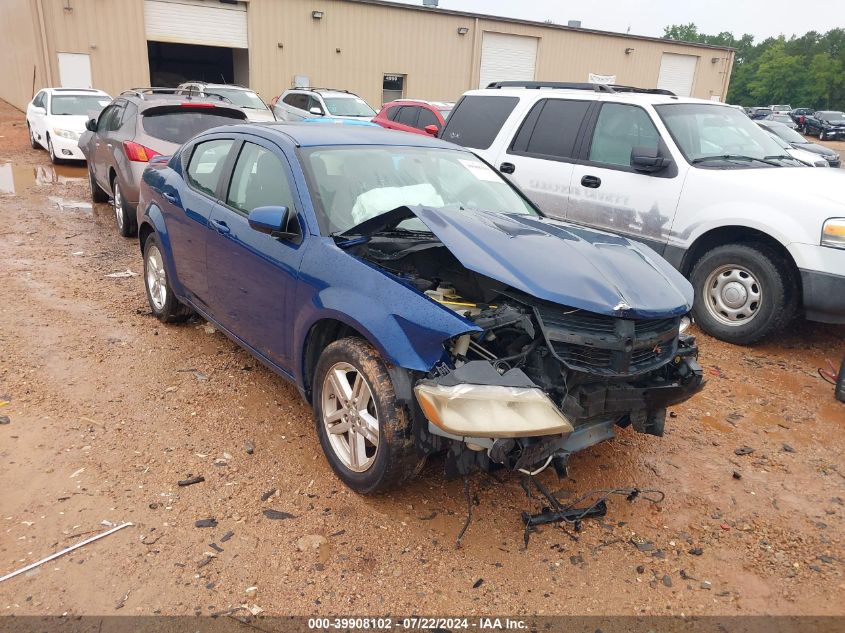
47;195;92;213
0;162;85;195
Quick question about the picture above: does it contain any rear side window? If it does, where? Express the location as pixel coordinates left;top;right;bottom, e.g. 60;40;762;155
386;106;401;121
441;96;519;150
186;139;235;198
395;106;418;127
589;103;660;167
510;99;590;159
141;109;244;144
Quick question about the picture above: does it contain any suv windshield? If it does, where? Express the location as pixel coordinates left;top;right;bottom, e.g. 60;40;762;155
203;88;268;110
50;95;110;115
301;146;537;234
656;103;791;166
322;97;376;117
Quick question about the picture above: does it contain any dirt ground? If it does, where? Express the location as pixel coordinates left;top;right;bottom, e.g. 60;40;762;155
0;98;843;618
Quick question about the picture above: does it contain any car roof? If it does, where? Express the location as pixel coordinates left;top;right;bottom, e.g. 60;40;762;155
385;99;454;108
287;88;359;97
219;122;463;149
43;88;109;96
462;86;719;107
184;82;253;91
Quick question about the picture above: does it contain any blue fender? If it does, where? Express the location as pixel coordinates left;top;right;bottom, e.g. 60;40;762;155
140;202;188;299
292;238;480;381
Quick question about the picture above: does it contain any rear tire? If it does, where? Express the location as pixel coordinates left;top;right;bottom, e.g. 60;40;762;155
143;234;192;323
313;337;421;494
690;243;797;345
88;166;109;203
112;179;137;238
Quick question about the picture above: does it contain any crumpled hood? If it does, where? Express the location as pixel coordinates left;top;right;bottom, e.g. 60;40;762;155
382;207;693;318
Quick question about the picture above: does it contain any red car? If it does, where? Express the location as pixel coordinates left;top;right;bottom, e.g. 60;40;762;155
372;99;453;136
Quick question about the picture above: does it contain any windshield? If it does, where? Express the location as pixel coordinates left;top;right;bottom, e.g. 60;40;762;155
771;114;793;124
772;105;790;111
203;88;268;110
322;97;376;117
820;111;845;121
765;123;806;144
655;103;791;166
301;146;537;235
50;95;111;116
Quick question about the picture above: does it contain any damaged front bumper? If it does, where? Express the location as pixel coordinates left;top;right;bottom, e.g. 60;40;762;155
414;351;704;474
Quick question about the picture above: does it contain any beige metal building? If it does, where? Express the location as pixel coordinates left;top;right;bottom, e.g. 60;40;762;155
0;0;734;112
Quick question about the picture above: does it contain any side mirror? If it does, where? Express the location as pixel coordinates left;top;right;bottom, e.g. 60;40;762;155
248;206;296;240
423;124;439;137
309;107;324;116
85;118;98;132
630;146;670;173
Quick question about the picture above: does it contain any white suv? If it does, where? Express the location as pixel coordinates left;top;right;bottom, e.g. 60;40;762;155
175;82;275;122
441;82;845;344
272;88;376;122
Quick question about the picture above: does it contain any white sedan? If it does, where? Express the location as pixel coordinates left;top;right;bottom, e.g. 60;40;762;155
26;88;111;163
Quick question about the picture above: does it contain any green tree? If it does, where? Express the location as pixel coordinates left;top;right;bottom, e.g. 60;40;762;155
806;52;845;109
748;40;805;104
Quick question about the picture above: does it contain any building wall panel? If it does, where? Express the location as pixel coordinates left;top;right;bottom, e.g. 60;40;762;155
0;0;44;111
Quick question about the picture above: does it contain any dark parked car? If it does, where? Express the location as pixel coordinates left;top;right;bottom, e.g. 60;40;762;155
749;107;773;120
136;123;703;493
802;110;845;140
790;107;814;126
761;113;798;129
372;99;454;136
758;120;840;167
79;88;248;237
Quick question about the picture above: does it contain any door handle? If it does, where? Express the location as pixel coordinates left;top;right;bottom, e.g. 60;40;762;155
581;175;601;188
210;219;230;234
499;162;516;174
162;192;177;204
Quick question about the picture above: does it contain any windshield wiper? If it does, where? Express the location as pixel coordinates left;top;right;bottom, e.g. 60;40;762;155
691;154;781;166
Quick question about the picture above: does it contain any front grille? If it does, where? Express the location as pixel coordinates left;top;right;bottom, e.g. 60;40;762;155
534;302;680;377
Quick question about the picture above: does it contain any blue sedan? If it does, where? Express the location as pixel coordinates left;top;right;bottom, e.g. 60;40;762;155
137;123;703;493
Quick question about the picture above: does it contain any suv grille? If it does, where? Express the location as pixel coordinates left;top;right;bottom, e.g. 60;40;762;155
534;303;679;377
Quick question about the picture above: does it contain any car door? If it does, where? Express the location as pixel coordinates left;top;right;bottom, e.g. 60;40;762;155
493;97;592;220
167;137;238;306
568;102;684;253
28;91;48;145
416;106;442;135
92;103;122;185
204;138;307;370
279;93;310;121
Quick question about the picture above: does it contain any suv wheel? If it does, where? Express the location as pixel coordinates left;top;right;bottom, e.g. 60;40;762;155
112;180;136;237
143;234;192;322
690;243;796;345
313;337;421;494
88;166;109;203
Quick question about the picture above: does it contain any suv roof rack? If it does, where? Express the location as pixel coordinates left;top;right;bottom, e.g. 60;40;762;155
183;81;250;89
486;81;616;93
291;87;353;94
120;88;232;103
609;84;676;96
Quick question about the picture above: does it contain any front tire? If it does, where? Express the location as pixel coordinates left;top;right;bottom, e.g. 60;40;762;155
143;234;192;323
47;135;60;164
112;179;136;237
313;337;421;494
690;243;797;345
28;123;40;149
819;129;826;141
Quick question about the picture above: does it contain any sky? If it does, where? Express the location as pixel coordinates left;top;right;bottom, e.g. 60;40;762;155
391;0;840;42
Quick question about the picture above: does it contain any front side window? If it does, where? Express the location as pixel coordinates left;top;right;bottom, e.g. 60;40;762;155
656;103;793;167
226;143;295;214
186;139;235;198
100;104;125;132
395;106;419;127
589;103;660;167
302;146;537;235
306;96;324;114
417;108;440;130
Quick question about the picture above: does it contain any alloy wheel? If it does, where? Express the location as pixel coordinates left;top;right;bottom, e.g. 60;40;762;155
703;264;762;327
145;243;167;311
113;182;124;231
321;362;380;473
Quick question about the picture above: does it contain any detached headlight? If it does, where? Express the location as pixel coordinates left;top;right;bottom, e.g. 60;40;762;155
414;382;574;438
822;218;845;249
53;128;80;141
679;315;692;334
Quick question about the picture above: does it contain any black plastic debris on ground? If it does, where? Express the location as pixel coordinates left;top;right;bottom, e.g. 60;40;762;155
220;531;234;542
209;543;224;553
0;415;10;425
263;509;295;520
734;446;755;456
472;579;483;589
260;488;277;502
178;475;205;487
195;518;217;528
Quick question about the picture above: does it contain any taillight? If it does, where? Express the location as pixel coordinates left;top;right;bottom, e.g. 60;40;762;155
123;141;161;162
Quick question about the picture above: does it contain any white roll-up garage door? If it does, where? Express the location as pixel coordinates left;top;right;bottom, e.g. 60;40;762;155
479;32;538;89
657;53;698;97
144;0;248;48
